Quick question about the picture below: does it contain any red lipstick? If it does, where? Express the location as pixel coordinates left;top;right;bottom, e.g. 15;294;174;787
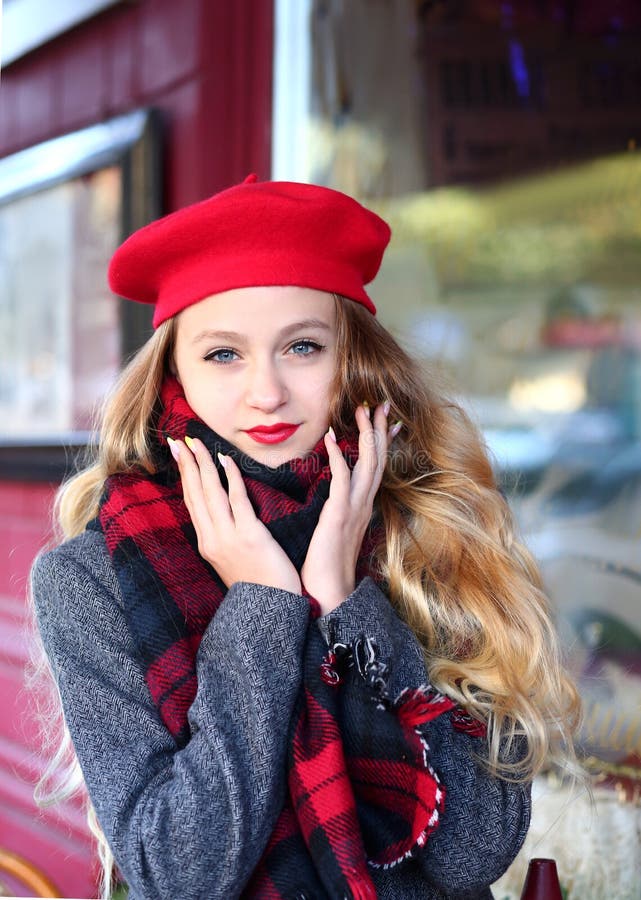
243;423;300;444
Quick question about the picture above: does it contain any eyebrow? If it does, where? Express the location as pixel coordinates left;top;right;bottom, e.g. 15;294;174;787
190;318;332;345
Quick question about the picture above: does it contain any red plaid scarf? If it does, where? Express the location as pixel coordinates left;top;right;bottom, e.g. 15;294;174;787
94;377;477;898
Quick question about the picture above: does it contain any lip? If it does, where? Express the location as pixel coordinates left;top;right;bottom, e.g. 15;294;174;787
243;423;300;444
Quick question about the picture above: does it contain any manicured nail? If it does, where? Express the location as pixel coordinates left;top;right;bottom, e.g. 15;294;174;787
362;401;371;419
390;420;403;438
383;400;391;417
327;425;336;442
217;452;228;469
185;436;196;451
167;437;181;460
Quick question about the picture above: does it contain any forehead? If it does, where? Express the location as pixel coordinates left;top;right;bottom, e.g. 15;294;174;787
175;286;336;340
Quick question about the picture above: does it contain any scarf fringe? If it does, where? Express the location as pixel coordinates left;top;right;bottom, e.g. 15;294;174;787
395;685;456;729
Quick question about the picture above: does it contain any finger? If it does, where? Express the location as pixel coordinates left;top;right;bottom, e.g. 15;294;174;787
351;404;380;498
324;427;351;501
184;437;233;526
372;400;392;468
357;403;378;460
388;419;403;441
355;401;390;504
170;438;218;540
219;453;259;524
371;401;394;492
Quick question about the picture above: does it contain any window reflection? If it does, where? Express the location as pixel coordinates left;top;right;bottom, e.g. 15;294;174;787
283;0;641;850
0;167;121;438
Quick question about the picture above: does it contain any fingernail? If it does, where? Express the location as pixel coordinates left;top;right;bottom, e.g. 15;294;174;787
327;425;336;442
167;437;181;460
217;452;228;469
362;401;371;419
390;420;403;438
185;436;196;451
383;400;391;417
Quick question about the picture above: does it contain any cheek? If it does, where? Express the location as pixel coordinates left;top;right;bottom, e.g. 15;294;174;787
175;362;219;422
303;371;334;423
185;387;234;435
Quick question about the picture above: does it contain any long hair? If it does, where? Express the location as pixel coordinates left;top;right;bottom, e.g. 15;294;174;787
34;295;580;893
55;319;175;540
330;297;580;778
31;320;175;898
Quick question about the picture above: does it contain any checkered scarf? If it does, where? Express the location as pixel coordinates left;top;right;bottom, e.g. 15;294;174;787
94;377;471;898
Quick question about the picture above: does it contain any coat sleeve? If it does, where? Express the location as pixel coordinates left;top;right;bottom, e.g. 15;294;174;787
31;531;310;900
317;576;532;896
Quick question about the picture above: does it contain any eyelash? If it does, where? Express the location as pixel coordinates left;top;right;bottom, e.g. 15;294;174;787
288;339;325;356
203;339;325;364
204;348;238;364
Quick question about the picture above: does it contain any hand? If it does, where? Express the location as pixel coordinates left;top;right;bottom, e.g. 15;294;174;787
300;402;398;615
169;437;302;594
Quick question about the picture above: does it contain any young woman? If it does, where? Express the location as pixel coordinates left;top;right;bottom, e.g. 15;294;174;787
32;177;580;900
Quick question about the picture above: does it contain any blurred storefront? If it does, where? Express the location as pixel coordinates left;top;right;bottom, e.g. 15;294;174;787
1;0;640;897
274;1;641;896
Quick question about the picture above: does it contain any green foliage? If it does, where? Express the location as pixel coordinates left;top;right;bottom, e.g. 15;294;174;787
374;152;641;288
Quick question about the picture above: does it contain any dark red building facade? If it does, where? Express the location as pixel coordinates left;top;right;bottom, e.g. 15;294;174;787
0;2;273;896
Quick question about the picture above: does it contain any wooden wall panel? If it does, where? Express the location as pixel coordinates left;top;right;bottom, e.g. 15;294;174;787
0;481;97;898
0;0;274;207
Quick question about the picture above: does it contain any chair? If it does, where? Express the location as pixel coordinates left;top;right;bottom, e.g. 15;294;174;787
0;848;62;898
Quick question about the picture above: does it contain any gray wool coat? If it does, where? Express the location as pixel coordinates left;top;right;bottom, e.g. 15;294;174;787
32;530;530;900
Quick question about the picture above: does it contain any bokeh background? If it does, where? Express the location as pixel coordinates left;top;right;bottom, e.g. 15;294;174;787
1;1;640;897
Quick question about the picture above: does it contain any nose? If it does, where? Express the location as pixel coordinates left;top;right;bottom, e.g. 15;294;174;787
244;356;288;412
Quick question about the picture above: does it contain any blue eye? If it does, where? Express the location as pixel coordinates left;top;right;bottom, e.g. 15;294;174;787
289;340;324;356
204;348;238;363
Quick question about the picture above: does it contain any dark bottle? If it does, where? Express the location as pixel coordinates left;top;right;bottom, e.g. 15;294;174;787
519;858;563;900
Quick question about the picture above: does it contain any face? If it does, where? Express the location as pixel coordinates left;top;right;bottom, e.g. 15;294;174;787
173;286;337;466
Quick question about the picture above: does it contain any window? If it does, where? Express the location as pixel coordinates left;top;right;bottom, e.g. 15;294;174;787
272;0;641;853
0;108;161;479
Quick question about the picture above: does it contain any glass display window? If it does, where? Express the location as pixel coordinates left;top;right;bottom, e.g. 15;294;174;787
0;108;160;478
273;2;641;892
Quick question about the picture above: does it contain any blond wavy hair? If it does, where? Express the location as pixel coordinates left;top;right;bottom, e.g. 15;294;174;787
36;294;580;894
329;300;580;779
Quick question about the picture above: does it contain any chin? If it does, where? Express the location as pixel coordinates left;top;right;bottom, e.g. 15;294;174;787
247;446;301;467
238;437;317;468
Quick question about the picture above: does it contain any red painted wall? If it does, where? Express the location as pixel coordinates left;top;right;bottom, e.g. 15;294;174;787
0;0;274;207
0;483;96;899
0;483;93;896
0;1;273;896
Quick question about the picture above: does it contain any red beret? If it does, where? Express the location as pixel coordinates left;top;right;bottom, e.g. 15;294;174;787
108;176;391;327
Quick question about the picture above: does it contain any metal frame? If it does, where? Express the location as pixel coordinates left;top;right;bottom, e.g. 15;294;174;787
271;0;312;181
0;107;162;481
